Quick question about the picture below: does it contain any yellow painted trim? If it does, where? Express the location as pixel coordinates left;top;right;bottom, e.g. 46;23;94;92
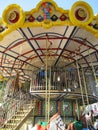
2;4;25;28
69;1;94;26
23;0;69;28
0;0;98;40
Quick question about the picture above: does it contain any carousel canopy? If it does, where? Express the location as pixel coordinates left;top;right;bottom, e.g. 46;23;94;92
0;0;97;82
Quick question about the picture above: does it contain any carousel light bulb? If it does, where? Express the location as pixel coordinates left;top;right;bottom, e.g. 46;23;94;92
74;84;77;88
74;82;78;88
57;76;60;81
68;88;71;92
64;89;67;92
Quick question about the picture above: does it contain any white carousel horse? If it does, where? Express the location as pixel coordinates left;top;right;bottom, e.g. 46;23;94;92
31;113;65;130
48;113;65;130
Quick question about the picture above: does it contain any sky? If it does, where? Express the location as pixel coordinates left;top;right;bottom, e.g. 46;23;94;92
0;0;97;17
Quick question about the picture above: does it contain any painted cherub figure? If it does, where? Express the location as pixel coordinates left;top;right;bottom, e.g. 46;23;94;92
42;2;52;20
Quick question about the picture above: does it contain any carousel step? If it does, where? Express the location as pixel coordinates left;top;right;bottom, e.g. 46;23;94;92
10;118;22;121
14;114;25;116
17;110;29;112
16;111;28;115
6;122;17;126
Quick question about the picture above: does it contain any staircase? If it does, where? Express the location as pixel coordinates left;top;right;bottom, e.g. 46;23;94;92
0;100;35;130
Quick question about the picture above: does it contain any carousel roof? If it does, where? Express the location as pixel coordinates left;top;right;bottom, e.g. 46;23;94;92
0;0;97;82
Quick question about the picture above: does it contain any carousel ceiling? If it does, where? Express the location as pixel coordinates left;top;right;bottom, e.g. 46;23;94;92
0;0;97;82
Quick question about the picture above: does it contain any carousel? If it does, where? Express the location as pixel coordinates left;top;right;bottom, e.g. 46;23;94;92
0;0;98;130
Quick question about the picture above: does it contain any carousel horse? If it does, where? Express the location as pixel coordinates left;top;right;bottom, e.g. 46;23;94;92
67;116;83;130
31;113;65;130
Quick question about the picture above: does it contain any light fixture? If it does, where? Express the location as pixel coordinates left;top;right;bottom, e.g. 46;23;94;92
57;76;60;81
74;81;78;88
68;88;72;92
74;84;77;88
64;88;72;92
64;89;67;92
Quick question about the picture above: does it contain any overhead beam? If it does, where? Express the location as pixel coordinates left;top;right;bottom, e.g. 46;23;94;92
19;28;44;64
27;27;44;55
54;26;77;66
0;50;39;69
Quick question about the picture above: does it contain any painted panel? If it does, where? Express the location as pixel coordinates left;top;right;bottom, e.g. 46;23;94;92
42;101;57;116
60;101;73;116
